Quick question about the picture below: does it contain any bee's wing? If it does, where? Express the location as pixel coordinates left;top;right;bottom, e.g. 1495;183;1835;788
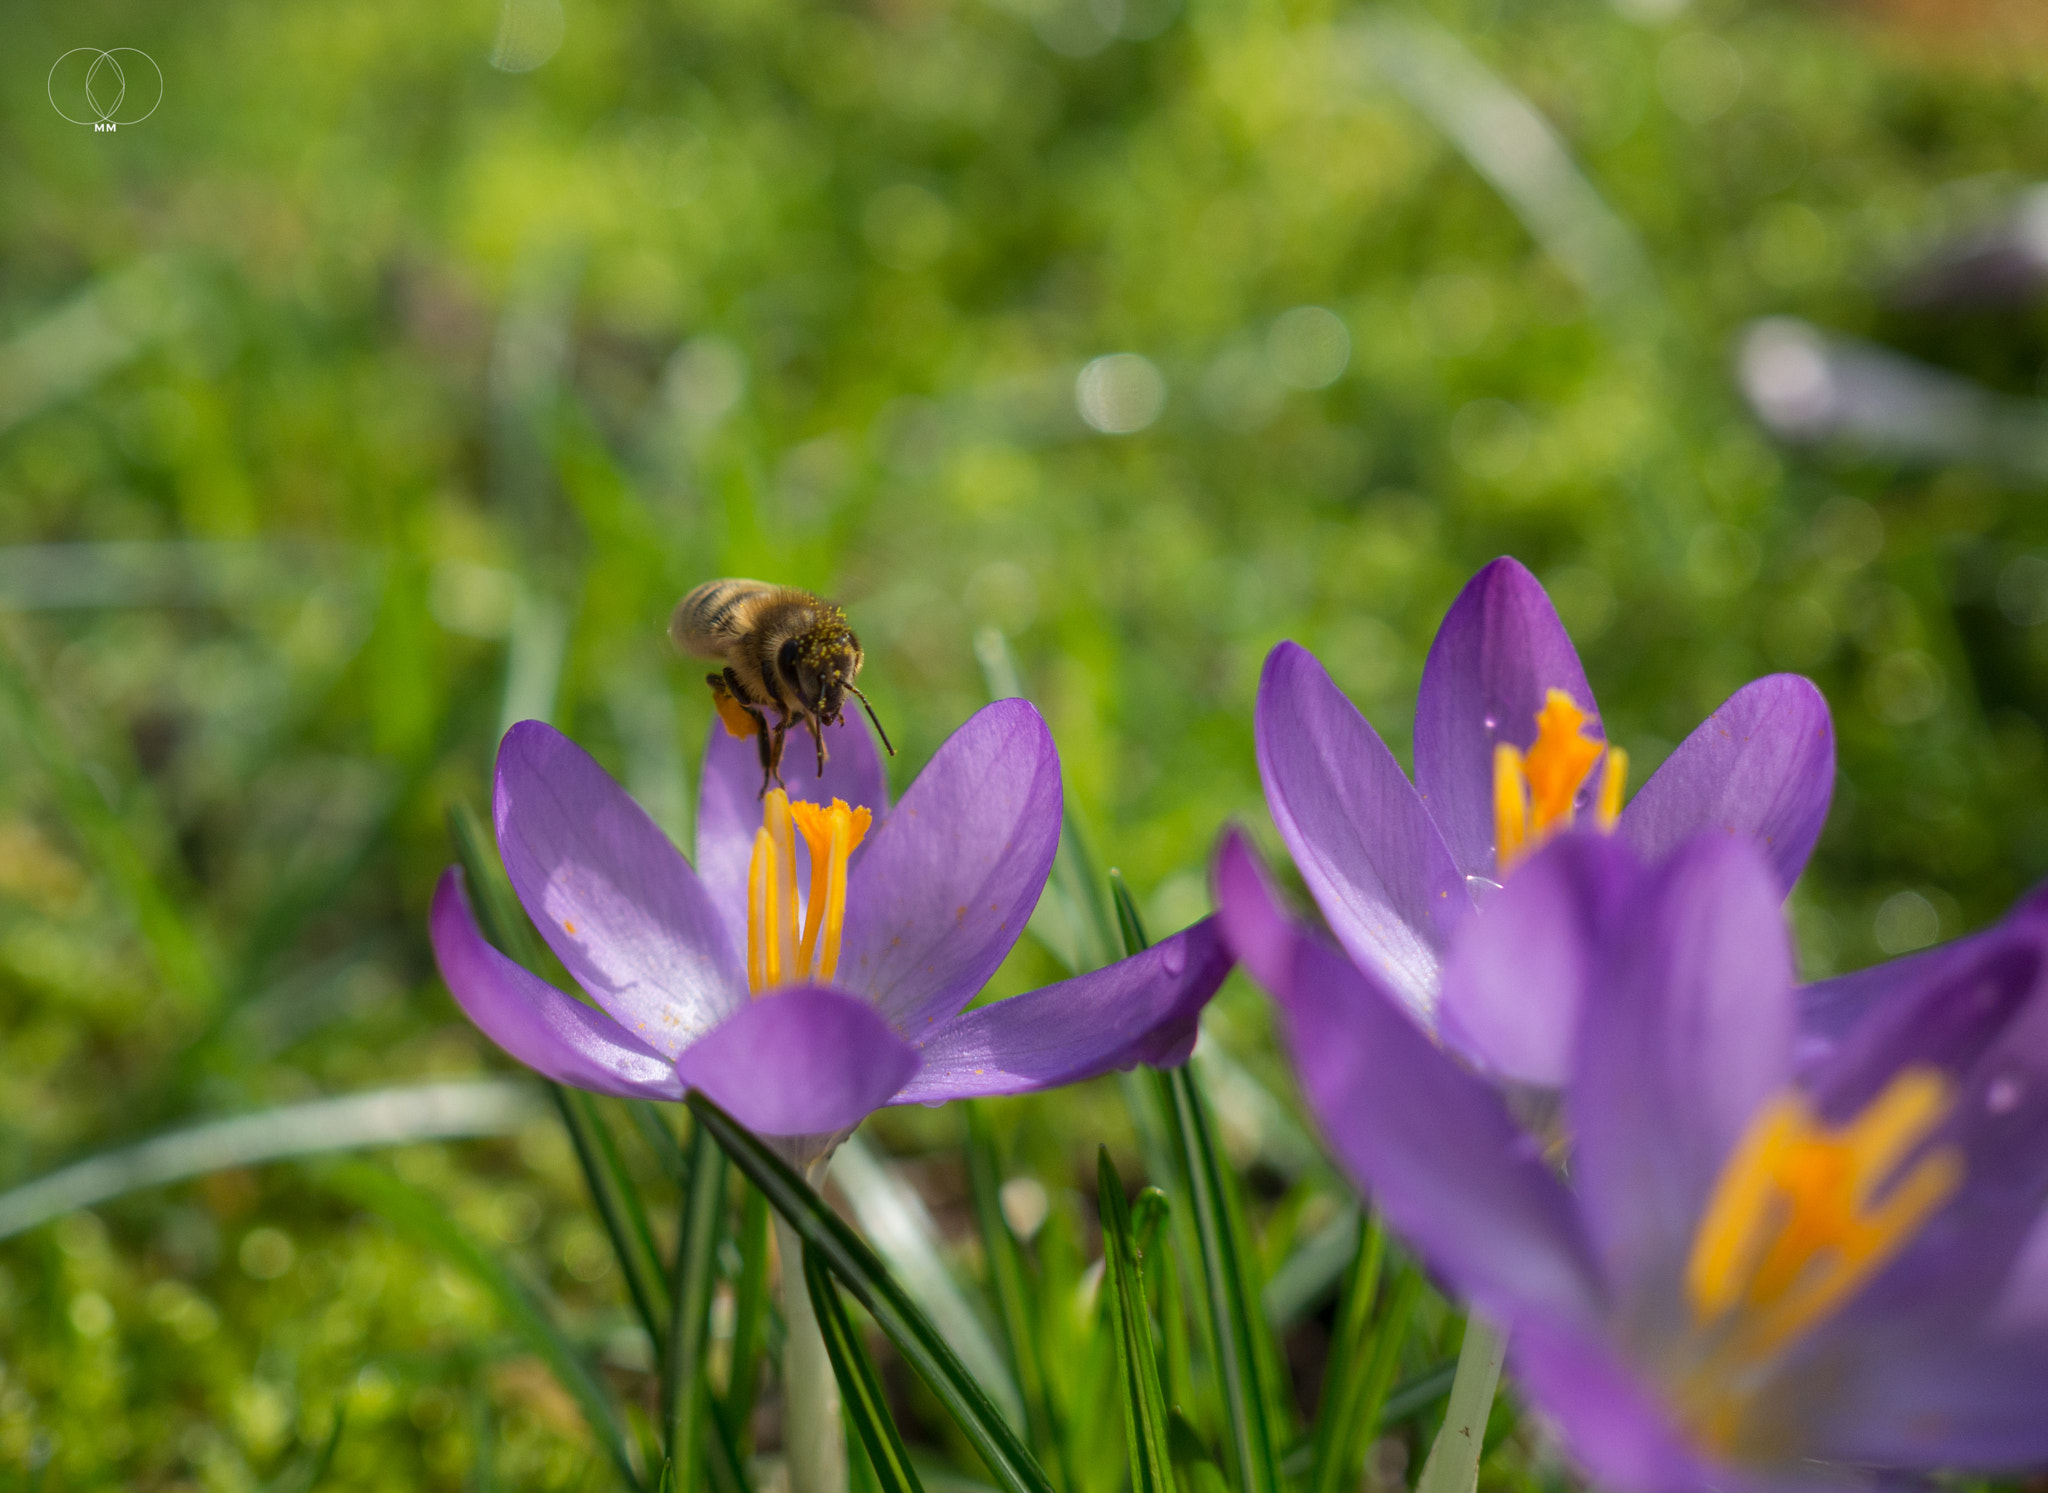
671;578;772;657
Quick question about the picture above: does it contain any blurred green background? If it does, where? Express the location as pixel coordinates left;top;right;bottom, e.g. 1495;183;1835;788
7;0;2048;1483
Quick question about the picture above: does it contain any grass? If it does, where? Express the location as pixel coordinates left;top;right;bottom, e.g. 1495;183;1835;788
4;0;2048;1484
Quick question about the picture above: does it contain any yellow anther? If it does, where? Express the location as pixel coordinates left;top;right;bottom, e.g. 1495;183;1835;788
789;798;872;985
1683;1068;1962;1372
1596;746;1628;831
1494;743;1528;870
746;790;801;994
1493;689;1616;872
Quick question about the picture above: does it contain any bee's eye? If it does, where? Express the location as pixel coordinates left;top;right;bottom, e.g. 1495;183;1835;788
777;639;801;677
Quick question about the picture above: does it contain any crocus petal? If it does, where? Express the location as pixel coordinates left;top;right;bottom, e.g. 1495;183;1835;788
1803;928;2048;1328
1617;675;1834;897
837;699;1062;1033
696;712;890;950
429;869;686;1100
1799;880;2048;1057
495;721;744;1055
1257;641;1466;1016
1508;1317;1728;1493
1437;833;1638;1087
1215;831;1605;1329
1786;1324;2048;1468
891;917;1234;1102
1566;837;1796;1299
1212;826;1294;995
673;986;920;1136
1414;558;1599;882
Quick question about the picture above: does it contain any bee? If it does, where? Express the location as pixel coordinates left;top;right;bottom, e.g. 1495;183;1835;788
670;579;895;794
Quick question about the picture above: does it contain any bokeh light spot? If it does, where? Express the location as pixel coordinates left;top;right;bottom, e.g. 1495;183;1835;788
1267;307;1351;389
490;0;565;72
239;1226;297;1281
1077;354;1167;435
1998;555;2048;626
1875;890;1940;954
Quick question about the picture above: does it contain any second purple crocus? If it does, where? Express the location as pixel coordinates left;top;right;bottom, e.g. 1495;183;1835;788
1262;557;1835;1039
1219;826;2048;1492
430;700;1232;1167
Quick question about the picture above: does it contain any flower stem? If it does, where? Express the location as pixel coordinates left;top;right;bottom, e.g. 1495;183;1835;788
1414;1312;1505;1493
774;1211;847;1493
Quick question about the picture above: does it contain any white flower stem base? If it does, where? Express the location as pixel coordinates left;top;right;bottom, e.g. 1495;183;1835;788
774;1211;847;1493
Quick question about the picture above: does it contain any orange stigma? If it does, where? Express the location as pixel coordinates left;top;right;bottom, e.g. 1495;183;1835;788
1493;689;1627;873
1672;1068;1962;1452
746;790;871;993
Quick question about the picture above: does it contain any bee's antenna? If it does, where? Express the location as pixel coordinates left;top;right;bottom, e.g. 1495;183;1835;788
846;683;896;757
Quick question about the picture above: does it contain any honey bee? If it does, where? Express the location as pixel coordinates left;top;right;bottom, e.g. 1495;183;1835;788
670;579;895;794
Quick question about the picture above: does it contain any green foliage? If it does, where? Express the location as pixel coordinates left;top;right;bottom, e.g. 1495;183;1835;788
5;0;2048;1483
805;1243;927;1493
689;1092;1058;1493
1097;1147;1175;1493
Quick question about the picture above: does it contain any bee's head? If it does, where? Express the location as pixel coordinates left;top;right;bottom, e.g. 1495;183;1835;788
787;613;863;723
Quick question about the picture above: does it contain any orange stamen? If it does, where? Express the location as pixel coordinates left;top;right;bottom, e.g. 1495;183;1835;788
746;791;802;994
1494;743;1528;871
1493;689;1618;872
1678;1068;1962;1444
789;799;872;983
1596;745;1629;831
749;793;874;994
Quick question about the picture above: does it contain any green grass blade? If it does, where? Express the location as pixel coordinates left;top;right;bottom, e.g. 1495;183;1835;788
447;803;545;967
804;1242;927;1493
255;1405;346;1493
1109;870;1149;963
1414;1315;1506;1493
685;1093;1056;1493
664;1115;729;1484
965;1105;1064;1480
0;1080;539;1242
321;1159;642;1489
1099;1148;1176;1493
725;1181;772;1445
1306;1217;1385;1493
1380;1355;1458;1424
450;803;672;1355
0;639;216;1010
553;1084;672;1356
631;1100;692;1187
1163;1064;1282;1493
1113;872;1282;1493
974;627;1117;975
836;1135;1021;1427
1345;1267;1423;1465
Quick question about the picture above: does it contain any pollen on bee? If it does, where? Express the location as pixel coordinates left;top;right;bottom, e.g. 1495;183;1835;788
711;683;760;739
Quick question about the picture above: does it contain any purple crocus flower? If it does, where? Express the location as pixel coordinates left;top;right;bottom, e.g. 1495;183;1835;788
430;700;1231;1162
1218;825;2048;1492
1262;557;1834;1031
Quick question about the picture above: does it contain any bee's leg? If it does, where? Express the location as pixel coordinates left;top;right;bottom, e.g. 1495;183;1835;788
764;715;790;794
808;714;827;778
750;710;775;793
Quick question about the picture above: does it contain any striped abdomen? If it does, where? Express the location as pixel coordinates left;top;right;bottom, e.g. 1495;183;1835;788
670;578;778;657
